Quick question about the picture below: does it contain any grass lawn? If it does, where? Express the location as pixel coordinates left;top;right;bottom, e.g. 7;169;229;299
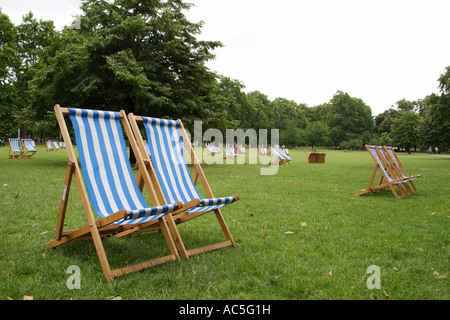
0;144;448;300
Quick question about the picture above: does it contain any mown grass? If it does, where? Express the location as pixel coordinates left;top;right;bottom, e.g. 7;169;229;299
0;144;448;300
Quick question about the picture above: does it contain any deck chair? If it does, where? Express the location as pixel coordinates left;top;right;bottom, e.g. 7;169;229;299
277;147;292;164
127;114;239;259
52;141;60;151
382;146;421;193
270;147;288;165
207;145;217;156
259;147;267;156
46;140;54;151
223;146;237;159
21;139;37;159
356;145;411;199
8;138;24;159
47;105;186;282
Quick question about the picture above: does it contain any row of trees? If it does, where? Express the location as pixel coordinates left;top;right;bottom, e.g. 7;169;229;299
1;0;449;151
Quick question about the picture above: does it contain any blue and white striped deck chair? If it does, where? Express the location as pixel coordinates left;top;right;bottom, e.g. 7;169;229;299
47;105;185;282
277;147;292;164
382;145;421;193
223;146;237;159
52;141;60;151
8;138;24;159
207;145;217;156
46;140;54;151
128;114;239;259
356;145;409;199
270;147;287;165
21;139;37;159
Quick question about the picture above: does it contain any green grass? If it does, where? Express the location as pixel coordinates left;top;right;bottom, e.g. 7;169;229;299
0;144;448;300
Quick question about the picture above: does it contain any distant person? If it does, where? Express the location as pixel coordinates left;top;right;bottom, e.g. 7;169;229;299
435;146;439;155
428;146;432;155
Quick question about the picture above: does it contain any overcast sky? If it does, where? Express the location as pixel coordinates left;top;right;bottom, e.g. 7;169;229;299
2;0;450;116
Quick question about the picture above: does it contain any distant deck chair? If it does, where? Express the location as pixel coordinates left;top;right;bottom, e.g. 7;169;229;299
46;140;54;151
21;139;37;159
382;145;421;193
8;138;24;159
207;145;217;156
52;141;60;151
47;105;186;282
270;147;288;165
277;147;292;164
127;114;239;259
223;146;237;159
356;145;411;199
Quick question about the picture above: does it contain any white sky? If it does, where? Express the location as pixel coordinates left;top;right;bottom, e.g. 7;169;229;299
1;0;450;116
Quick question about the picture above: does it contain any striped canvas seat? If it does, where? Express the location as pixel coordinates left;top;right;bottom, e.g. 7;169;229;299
46;140;54;151
52;141;60;151
277;147;292;162
22;139;37;158
68;108;179;225
270;147;290;165
9;138;24;159
141;117;238;214
368;145;406;184
356;144;412;199
384;146;421;180
22;139;37;152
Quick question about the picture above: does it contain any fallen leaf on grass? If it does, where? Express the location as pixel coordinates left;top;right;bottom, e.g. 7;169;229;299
328;271;333;278
40;231;48;235
23;295;33;300
296;220;307;227
284;231;294;235
393;267;399;271
384;291;389;297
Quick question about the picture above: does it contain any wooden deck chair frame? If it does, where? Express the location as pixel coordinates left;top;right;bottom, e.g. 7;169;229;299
21;139;37;159
356;144;409;199
8;138;24;159
127;113;238;259
382;145;420;193
47;105;189;282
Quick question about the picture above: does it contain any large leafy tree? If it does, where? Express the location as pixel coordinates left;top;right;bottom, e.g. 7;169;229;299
30;0;221;124
0;9;17;136
323;91;373;145
419;67;450;150
391;110;421;153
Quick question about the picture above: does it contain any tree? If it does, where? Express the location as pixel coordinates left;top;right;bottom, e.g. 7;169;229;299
29;0;221;124
420;66;450;150
0;9;17;136
374;108;401;134
304;121;329;147
390;111;421;153
324;91;373;145
379;132;392;146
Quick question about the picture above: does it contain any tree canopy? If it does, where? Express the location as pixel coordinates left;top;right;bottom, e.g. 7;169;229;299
0;1;448;151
